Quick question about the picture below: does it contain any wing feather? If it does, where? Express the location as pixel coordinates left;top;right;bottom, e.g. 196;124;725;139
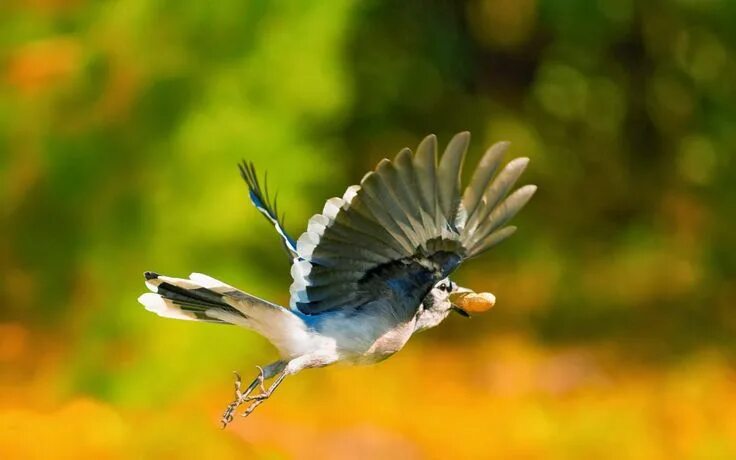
462;141;508;222
288;133;534;317
376;152;428;243
413;135;440;226
239;162;297;258
394;148;436;242
464;157;530;234
467;184;537;251
437;131;469;226
468;226;518;258
359;171;420;252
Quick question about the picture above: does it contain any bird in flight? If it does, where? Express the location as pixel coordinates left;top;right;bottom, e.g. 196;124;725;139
138;132;535;427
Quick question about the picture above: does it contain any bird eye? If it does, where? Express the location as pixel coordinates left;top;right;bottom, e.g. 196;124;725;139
437;282;449;292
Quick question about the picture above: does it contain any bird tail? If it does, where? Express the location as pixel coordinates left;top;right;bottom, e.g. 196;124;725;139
138;271;252;325
138;271;309;357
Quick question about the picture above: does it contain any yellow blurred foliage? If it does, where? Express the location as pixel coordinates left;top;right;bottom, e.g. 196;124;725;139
2;331;735;459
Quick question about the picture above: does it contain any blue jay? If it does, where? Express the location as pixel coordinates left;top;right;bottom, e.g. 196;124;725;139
138;133;535;426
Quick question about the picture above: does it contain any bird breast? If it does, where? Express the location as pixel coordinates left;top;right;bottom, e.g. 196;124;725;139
358;319;416;364
309;305;419;365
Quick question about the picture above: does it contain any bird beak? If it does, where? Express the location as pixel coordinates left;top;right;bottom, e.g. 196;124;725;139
449;288;496;317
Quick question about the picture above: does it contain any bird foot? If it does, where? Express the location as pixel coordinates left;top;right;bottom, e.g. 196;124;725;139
220;367;265;428
239;372;287;418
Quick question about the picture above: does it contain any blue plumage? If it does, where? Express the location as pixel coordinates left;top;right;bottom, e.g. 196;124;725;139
139;132;534;426
239;161;298;257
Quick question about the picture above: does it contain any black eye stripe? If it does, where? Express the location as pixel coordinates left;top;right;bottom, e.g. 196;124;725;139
437;282;450;292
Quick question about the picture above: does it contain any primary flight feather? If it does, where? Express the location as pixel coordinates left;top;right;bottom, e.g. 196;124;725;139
138;132;535;426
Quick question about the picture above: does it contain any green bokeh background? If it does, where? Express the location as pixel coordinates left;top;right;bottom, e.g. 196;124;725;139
1;1;735;458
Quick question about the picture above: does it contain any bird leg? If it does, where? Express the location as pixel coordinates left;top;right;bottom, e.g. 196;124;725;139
220;361;284;428
239;370;288;418
238;353;332;419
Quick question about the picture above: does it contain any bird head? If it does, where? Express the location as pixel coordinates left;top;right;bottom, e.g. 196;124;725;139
414;278;496;332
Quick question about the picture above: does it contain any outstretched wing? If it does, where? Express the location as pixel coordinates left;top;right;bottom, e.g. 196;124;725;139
290;132;536;318
239;161;298;258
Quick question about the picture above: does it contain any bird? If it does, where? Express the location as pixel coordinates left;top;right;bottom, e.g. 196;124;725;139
137;132;536;426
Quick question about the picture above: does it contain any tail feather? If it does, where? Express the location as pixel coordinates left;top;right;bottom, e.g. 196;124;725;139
138;292;205;321
138;271;312;358
139;271;247;324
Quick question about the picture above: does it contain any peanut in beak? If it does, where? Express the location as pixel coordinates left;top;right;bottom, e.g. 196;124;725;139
449;291;496;313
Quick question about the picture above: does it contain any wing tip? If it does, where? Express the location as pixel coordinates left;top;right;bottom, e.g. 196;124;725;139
445;131;471;152
489;140;511;155
375;158;391;171
514;183;537;197
509;156;530;169
418;133;438;150
453;130;471;143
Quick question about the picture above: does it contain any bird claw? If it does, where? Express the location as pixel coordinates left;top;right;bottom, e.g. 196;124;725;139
254;366;267;393
240;372;286;418
244;394;269;402
233;371;243;397
220;367;266;428
220;364;289;427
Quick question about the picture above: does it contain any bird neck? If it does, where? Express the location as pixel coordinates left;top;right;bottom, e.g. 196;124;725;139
414;307;451;333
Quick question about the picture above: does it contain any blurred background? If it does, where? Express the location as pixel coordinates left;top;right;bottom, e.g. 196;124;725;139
1;0;735;458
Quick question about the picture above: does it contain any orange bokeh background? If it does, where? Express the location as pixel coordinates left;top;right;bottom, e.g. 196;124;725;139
2;0;735;458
